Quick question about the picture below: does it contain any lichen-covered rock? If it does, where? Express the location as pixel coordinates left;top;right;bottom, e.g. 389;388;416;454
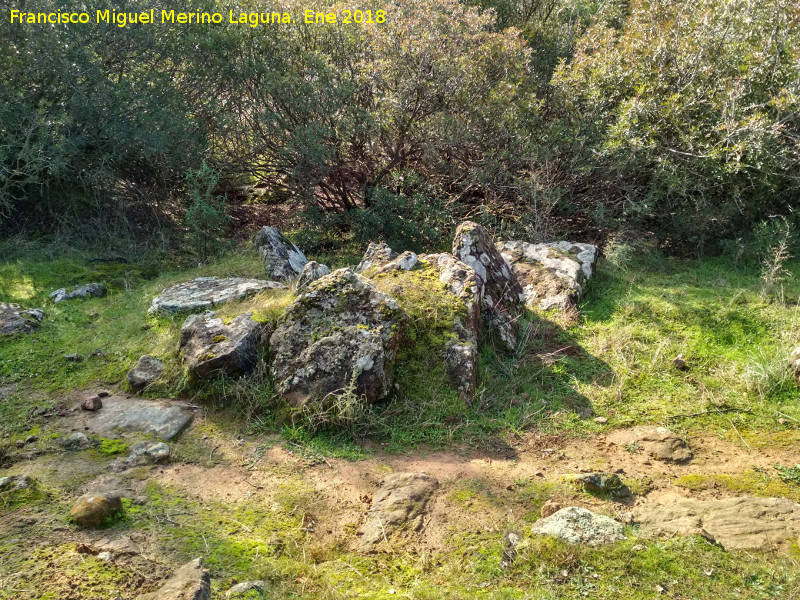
496;241;598;311
137;558;211;600
359;472;439;552
252;226;308;280
355;242;398;274
60;432;91;450
635;497;800;550
790;346;800;386
120;441;170;469
149;277;284;315
297;261;332;289
0;303;44;335
180;311;267;379
420;253;483;398
452;222;524;352
531;506;625;546
49;282;106;303
127;355;164;390
607;426;693;463
270;269;407;409
70;493;123;528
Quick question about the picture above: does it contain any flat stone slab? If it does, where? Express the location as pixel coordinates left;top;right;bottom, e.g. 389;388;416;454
1;303;44;335
80;396;193;441
607;426;693;463
148;277;285;315
634;496;800;550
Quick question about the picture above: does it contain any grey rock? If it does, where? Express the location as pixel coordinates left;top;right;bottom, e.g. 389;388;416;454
564;473;630;496
123;441;170;468
452;222;524;353
60;432;91;450
128;355;164;390
253;226;308;281
497;241;598;311
419;253;483;398
149;277;284;315
0;475;34;491
82;394;103;411
50;282;107;303
226;581;266;597
297;261;331;289
180;311;267;379
531;506;625;546
65;353;82;362
634;496;800;550
270;269;407;409
355;242;398;274
373;251;419;275
81;396;193;441
359;472;439;552
607;426;693;463
0;302;44;335
136;558;211;600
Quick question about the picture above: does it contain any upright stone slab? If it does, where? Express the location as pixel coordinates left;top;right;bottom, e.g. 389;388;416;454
252;226;308;280
270;269;407;409
355;241;398;274
452;221;524;352
496;241;598;311
297;261;331;290
420;253;483;398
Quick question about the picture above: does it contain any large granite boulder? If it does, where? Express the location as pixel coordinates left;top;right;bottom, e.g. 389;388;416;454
180;311;268;378
452;222;524;352
149;277;284;315
359;472;439;552
137;558;211;600
0;303;44;335
252;226;308;280
419;253;483;398
128;355;164;390
531;506;625;546
270;269;407;409
635;497;800;550
496;241;598;311
50;282;106;303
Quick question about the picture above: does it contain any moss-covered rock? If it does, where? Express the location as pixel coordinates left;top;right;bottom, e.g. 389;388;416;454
270;269;408;411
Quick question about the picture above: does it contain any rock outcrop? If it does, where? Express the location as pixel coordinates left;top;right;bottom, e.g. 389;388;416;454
496;241;598;311
359;472;439;552
149;277;284;315
531;506;625;546
49;282;106;303
253;226;308;280
420;253;483;397
128;355;164;390
607;426;693;463
137;558;211;600
0;303;44;335
180;311;267;378
452;221;524;352
634;497;800;550
297;261;331;289
270;269;407;409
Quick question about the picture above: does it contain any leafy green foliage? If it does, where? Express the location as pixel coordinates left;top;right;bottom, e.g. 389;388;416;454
184;161;229;261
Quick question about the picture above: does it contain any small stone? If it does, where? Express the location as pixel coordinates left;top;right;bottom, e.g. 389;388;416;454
24;435;38;444
673;354;688;370
15;440;24;448
541;499;564;518
136;557;210;600
0;475;34;491
65;353;82;362
49;283;106;303
226;581;266;597
564;472;630;495
531;506;625;546
60;432;91;450
97;551;113;562
70;493;123;528
82;395;103;411
0;303;44;335
97;390;111;398
594;416;608;424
